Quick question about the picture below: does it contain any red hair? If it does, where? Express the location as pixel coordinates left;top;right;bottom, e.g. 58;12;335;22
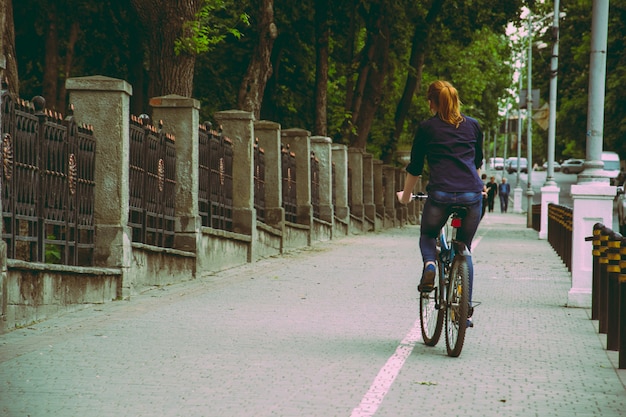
427;80;465;128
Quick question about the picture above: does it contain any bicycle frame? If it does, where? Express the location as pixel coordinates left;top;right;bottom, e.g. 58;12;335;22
410;192;471;356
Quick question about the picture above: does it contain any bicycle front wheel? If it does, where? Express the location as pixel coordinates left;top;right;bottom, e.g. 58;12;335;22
419;260;444;346
445;256;469;357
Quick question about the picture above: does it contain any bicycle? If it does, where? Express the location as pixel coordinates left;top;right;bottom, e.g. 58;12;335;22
410;192;472;357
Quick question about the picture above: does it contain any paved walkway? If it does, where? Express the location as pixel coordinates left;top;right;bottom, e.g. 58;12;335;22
1;212;625;417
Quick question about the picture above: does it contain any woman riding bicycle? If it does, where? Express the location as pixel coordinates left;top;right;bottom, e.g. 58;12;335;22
398;80;484;318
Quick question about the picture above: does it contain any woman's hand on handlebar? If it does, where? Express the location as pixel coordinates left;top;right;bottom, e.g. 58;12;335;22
397;191;412;205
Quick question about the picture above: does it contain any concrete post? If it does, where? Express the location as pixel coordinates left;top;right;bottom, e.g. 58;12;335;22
383;165;396;224
373;160;384;218
281;129;312;230
348;148;364;218
362;153;376;225
569;0;615;307
254;120;285;230
310;136;333;224
331;144;349;222
396;168;407;224
214;110;256;239
66;75;133;296
149;95;201;253
569;185;614;307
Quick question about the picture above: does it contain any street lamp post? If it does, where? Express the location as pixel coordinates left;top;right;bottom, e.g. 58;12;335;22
539;0;563;239
545;0;561;186
526;14;535;228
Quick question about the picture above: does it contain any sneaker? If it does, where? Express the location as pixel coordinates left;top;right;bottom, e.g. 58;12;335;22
418;263;436;292
467;305;474;328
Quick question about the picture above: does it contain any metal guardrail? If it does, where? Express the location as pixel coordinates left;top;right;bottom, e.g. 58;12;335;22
547;203;573;271
1;93;96;265
531;203;541;231
590;223;626;369
128;114;176;247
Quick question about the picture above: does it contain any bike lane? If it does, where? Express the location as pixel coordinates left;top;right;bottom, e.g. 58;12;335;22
0;212;624;416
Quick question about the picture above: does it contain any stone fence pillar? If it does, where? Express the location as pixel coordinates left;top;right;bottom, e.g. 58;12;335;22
310;136;334;224
348;148;364;219
383;165;397;224
373;160;384;219
66;76;133;283
362;153;376;226
281;129;312;229
150;95;201;253
331;144;349;222
214;110;256;237
254;120;284;230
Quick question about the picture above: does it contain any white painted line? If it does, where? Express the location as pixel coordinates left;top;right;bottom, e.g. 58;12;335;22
350;318;422;417
350;230;485;416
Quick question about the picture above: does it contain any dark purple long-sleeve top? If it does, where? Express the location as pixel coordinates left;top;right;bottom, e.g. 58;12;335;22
405;113;484;193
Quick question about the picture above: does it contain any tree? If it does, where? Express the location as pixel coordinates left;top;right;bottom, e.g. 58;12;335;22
381;0;444;163
313;0;329;136
130;0;202;100
237;0;277;119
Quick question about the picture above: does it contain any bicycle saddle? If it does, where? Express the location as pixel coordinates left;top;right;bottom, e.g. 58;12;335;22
449;205;468;218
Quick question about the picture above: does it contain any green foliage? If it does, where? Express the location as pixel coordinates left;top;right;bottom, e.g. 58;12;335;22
174;0;250;56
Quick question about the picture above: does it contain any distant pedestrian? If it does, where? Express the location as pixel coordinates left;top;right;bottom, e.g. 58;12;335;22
486;176;498;212
481;174;488;219
499;177;510;213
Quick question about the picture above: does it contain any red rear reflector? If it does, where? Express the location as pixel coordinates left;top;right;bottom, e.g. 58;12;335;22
451;218;462;228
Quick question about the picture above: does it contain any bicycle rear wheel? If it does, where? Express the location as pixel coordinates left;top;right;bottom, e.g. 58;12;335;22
419;260;444;346
445;256;469;357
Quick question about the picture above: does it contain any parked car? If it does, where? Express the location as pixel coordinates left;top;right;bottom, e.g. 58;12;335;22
617;182;626;235
506;157;528;174
601;151;621;185
560;158;585;174
541;161;561;172
490;157;505;170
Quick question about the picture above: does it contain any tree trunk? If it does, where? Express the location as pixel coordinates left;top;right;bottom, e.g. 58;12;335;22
351;21;390;149
382;0;445;163
314;0;329;136
2;0;19;97
58;21;79;112
43;3;59;109
348;5;391;150
238;0;277;120
131;0;200;101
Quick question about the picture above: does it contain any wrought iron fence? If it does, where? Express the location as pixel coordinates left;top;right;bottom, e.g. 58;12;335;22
198;122;233;231
310;151;320;219
281;144;297;223
1;93;96;265
128;114;176;248
254;138;266;223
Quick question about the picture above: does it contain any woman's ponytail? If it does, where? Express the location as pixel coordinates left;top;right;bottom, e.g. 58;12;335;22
427;80;465;128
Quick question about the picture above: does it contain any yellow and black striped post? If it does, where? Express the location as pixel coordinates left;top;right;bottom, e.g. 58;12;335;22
592;224;603;320
606;230;621;351
619;237;626;369
598;225;610;334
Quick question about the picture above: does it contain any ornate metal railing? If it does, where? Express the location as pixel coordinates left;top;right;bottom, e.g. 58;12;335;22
281;144;297;223
128;114;176;248
310;151;320;219
198;123;233;231
254;138;266;223
1;93;96;265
